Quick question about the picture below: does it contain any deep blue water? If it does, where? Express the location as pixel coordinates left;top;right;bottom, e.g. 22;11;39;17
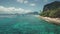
0;15;60;34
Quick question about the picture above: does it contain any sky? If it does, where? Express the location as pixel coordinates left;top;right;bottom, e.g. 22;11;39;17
0;0;60;14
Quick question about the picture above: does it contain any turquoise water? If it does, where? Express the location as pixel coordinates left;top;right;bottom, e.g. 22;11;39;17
0;15;60;34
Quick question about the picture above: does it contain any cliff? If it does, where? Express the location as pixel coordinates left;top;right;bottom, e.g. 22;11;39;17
43;1;60;11
40;1;60;18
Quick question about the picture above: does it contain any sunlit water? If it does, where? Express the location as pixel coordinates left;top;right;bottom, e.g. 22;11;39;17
0;15;60;34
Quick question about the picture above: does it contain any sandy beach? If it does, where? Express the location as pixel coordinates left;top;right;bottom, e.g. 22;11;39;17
39;16;60;24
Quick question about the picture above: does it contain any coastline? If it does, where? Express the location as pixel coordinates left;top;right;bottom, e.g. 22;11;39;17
39;16;60;24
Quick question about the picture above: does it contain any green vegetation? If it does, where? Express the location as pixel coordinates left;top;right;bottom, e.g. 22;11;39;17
40;1;60;18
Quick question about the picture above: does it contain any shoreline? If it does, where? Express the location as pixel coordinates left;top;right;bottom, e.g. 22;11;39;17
39;16;60;24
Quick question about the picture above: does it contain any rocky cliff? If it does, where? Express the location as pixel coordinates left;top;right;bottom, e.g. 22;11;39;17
43;1;60;12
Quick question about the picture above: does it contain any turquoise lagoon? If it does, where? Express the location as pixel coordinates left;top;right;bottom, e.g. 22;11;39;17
0;15;60;34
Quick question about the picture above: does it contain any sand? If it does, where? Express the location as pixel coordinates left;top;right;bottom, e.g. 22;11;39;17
39;16;60;24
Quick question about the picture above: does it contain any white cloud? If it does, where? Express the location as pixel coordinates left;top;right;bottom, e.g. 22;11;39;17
17;0;28;4
17;0;36;7
17;0;24;3
30;3;36;6
0;6;32;14
24;0;28;4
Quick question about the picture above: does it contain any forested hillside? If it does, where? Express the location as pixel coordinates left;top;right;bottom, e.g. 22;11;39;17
40;1;60;18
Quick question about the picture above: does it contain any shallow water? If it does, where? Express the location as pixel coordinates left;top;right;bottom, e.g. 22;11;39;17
0;15;60;34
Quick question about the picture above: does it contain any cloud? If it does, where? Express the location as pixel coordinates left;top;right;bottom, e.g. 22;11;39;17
0;6;32;14
17;0;24;3
17;0;28;4
24;0;28;4
30;3;36;6
17;0;36;7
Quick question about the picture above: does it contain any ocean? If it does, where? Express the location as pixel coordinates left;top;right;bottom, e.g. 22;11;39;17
0;15;60;34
